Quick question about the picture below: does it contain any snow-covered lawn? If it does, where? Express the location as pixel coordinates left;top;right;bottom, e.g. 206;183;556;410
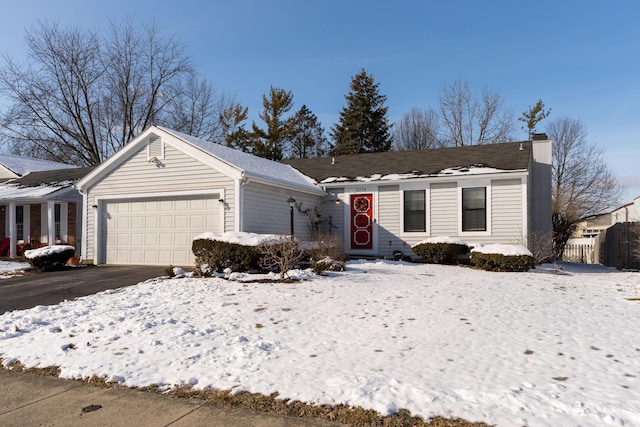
1;260;639;427
0;260;31;278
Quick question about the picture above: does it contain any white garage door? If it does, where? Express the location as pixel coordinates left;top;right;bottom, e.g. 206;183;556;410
104;195;221;266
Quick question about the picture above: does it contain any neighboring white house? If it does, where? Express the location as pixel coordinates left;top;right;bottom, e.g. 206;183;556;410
76;126;553;266
0;154;86;258
75;126;326;266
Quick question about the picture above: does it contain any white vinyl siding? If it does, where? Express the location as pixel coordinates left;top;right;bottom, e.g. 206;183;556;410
242;181;322;240
85;143;234;262
377;185;401;258
430;182;457;236
321;188;345;239
491;179;524;243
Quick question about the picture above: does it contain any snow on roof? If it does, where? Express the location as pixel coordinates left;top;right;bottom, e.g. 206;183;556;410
158;127;321;192
0;181;74;200
320;166;512;184
0;153;76;176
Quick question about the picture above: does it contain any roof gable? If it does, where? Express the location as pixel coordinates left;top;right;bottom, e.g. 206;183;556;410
282;141;532;183
77;126;322;194
158;128;319;191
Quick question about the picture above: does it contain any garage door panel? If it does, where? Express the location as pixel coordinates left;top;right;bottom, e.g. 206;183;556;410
160;215;173;228
104;195;221;265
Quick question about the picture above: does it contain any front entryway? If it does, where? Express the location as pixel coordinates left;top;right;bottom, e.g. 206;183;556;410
349;194;373;251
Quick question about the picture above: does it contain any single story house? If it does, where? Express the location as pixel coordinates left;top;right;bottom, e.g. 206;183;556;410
284;135;552;259
75;126;326;266
76;126;552;266
0;154;89;258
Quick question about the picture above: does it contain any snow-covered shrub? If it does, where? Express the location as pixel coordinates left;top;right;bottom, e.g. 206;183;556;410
24;245;76;272
258;235;306;280
411;237;469;264
191;238;260;277
470;244;535;272
311;256;346;275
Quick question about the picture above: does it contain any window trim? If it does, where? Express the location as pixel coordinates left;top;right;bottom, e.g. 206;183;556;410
403;189;426;233
400;183;429;236
458;181;491;237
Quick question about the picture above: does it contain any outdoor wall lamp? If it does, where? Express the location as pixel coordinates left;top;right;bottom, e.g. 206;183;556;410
287;196;296;236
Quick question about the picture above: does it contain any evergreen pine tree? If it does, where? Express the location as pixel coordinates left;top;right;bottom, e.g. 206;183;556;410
288;105;327;158
251;86;294;160
330;69;392;155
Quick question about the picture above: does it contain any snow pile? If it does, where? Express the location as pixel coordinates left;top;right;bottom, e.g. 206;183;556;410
193;231;282;246
0;261;639;427
472;244;533;257
412;236;467;247
0;261;30;278
23;245;75;259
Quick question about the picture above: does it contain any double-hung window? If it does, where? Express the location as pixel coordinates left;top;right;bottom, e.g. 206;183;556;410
403;190;426;232
16;206;24;242
462;187;486;232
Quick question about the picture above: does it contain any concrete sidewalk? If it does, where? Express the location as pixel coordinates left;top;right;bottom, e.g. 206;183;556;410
0;369;343;426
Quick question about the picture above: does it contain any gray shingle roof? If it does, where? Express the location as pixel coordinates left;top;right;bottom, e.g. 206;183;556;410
282;141;532;183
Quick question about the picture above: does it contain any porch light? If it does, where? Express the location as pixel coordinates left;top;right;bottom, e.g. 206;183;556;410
287;196;296;236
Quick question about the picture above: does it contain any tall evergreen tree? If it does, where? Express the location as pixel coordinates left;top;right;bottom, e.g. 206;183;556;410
330;69;392;155
288;105;327;158
251;86;294;160
219;103;251;151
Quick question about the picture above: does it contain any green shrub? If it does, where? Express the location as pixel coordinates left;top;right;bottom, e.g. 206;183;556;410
25;246;76;272
470;252;535;272
192;239;260;276
411;242;469;264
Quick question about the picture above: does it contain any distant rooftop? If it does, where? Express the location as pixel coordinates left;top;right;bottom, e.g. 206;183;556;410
0;153;77;176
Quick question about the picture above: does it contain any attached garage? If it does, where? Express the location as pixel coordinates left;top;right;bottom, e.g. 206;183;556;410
100;194;222;266
76;126;326;266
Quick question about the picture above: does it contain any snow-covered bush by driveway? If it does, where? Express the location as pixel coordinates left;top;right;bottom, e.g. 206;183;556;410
23;245;76;272
411;237;469;264
470;244;535;272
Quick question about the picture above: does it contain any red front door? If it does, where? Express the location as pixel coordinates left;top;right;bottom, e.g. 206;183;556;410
350;194;373;250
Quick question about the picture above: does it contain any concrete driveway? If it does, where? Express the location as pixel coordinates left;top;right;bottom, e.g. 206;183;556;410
0;265;167;314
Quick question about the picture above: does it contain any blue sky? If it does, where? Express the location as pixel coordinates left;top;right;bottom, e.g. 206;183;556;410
1;0;639;202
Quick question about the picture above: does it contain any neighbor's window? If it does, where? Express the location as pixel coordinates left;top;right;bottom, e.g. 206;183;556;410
462;187;486;231
16;206;24;241
54;204;61;241
404;190;426;232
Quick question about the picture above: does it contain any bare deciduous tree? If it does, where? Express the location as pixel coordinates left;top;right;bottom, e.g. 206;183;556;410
438;78;514;146
164;71;235;143
547;116;622;258
0;20;227;166
392;107;443;151
258;235;306;280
